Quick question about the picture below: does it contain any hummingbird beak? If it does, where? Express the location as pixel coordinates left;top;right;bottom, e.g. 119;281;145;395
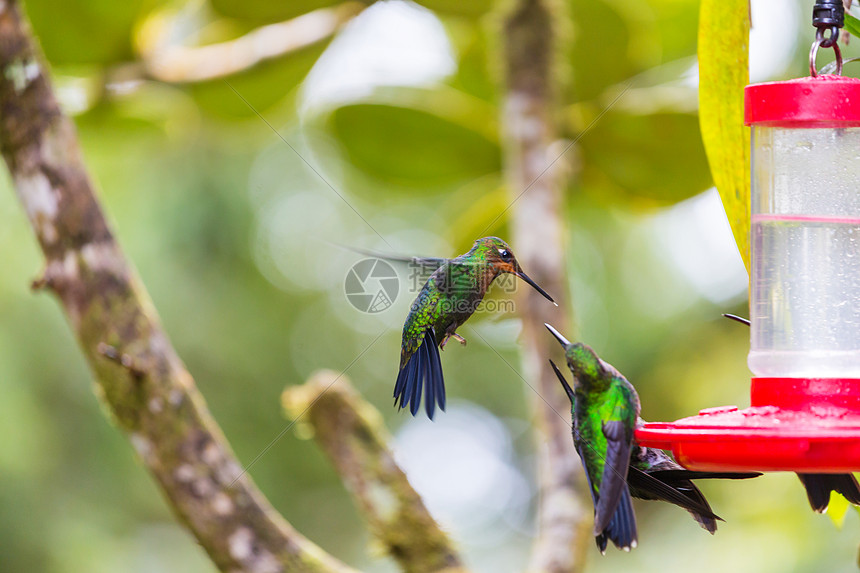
515;271;557;305
544;323;571;348
549;359;575;402
722;313;751;327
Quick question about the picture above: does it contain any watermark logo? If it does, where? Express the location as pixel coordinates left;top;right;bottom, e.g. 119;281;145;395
346;258;519;314
345;258;399;313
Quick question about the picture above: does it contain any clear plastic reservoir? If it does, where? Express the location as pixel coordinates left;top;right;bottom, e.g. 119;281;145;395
750;126;860;377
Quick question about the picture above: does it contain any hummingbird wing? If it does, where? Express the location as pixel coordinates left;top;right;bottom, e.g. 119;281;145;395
626;466;725;533
649;469;761;480
797;473;860;512
345;246;448;271
593;420;634;536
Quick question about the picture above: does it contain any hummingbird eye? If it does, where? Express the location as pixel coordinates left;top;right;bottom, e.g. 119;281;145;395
498;248;511;261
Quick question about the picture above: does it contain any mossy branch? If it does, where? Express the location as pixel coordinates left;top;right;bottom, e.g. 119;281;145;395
0;2;356;572
283;371;467;573
498;0;592;572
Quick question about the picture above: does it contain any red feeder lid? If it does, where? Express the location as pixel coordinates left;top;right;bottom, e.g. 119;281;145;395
634;377;860;472
745;75;860;127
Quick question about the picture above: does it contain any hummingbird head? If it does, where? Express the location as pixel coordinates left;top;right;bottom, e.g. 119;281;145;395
545;323;612;390
472;237;556;304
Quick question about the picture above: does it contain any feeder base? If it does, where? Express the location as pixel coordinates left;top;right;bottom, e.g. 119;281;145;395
634;377;860;472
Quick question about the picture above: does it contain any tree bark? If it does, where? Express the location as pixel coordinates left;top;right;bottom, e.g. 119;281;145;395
0;3;356;572
283;371;467;573
499;1;592;572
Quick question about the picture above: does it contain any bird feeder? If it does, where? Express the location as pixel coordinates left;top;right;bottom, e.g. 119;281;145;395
635;7;860;472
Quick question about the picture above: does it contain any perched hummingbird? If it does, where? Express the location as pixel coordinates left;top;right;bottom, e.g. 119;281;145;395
393;237;555;419
545;324;759;552
543;323;641;552
723;313;860;512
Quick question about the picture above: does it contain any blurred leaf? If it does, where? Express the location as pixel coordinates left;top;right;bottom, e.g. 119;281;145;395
445;21;496;103
25;0;149;64
579;111;712;205
828;492;851;528
328;103;500;187
698;0;750;271
209;0;342;24
845;13;860;39
647;0;700;64
412;0;494;18
566;0;634;102
188;41;328;117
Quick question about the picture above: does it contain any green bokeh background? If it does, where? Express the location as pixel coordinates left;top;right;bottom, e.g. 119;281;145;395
2;0;859;572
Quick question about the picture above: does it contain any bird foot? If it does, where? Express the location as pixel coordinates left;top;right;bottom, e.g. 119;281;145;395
441;333;466;350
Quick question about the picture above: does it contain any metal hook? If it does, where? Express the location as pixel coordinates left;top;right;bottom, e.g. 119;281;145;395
810;32;843;76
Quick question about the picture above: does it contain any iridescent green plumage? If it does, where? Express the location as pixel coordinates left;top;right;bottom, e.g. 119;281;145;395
544;324;639;552
547;323;760;553
394;237;555;418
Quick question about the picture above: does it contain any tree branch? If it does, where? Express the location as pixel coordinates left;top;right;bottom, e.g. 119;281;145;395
135;2;366;84
0;3;357;571
283;371;467;573
499;1;592;572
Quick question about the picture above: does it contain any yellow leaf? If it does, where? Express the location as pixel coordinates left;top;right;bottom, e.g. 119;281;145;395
828;491;851;528
698;0;751;272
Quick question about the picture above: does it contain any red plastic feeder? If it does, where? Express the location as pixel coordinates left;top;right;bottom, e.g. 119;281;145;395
636;74;860;472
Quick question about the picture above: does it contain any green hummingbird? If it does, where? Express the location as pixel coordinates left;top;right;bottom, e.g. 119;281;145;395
394;237;555;419
545;324;761;552
543;323;641;552
547;355;759;543
723;313;860;512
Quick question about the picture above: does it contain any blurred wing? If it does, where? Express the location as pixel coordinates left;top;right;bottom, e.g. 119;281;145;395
345;245;447;271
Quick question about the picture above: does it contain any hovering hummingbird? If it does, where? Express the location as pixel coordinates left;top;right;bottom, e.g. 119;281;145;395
392;237;556;419
723;313;860;512
545;324;759;552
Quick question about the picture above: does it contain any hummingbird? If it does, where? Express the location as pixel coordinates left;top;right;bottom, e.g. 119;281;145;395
543;323;641;552
723;313;860;512
393;237;555;419
544;324;759;552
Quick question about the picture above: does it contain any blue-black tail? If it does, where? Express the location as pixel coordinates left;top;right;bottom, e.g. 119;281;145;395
798;473;860;512
393;329;446;419
595;485;637;554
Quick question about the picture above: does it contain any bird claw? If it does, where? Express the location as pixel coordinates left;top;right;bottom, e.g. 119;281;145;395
440;333;466;350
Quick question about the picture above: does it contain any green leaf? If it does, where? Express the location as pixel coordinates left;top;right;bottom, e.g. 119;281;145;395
412;1;494;18
828;492;851;528
25;0;149;64
698;0;750;271
209;0;342;24
327;103;500;188
845;13;860;39
566;0;634;102
187;41;329;117
578;110;712;206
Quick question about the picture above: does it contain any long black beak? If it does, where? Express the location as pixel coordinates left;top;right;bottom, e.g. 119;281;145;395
722;313;750;327
544;323;571;348
515;271;557;305
549;359;575;402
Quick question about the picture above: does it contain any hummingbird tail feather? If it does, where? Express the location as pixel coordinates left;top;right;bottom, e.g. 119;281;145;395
393;329;446;419
798;473;860;512
426;330;446;413
602;486;637;551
